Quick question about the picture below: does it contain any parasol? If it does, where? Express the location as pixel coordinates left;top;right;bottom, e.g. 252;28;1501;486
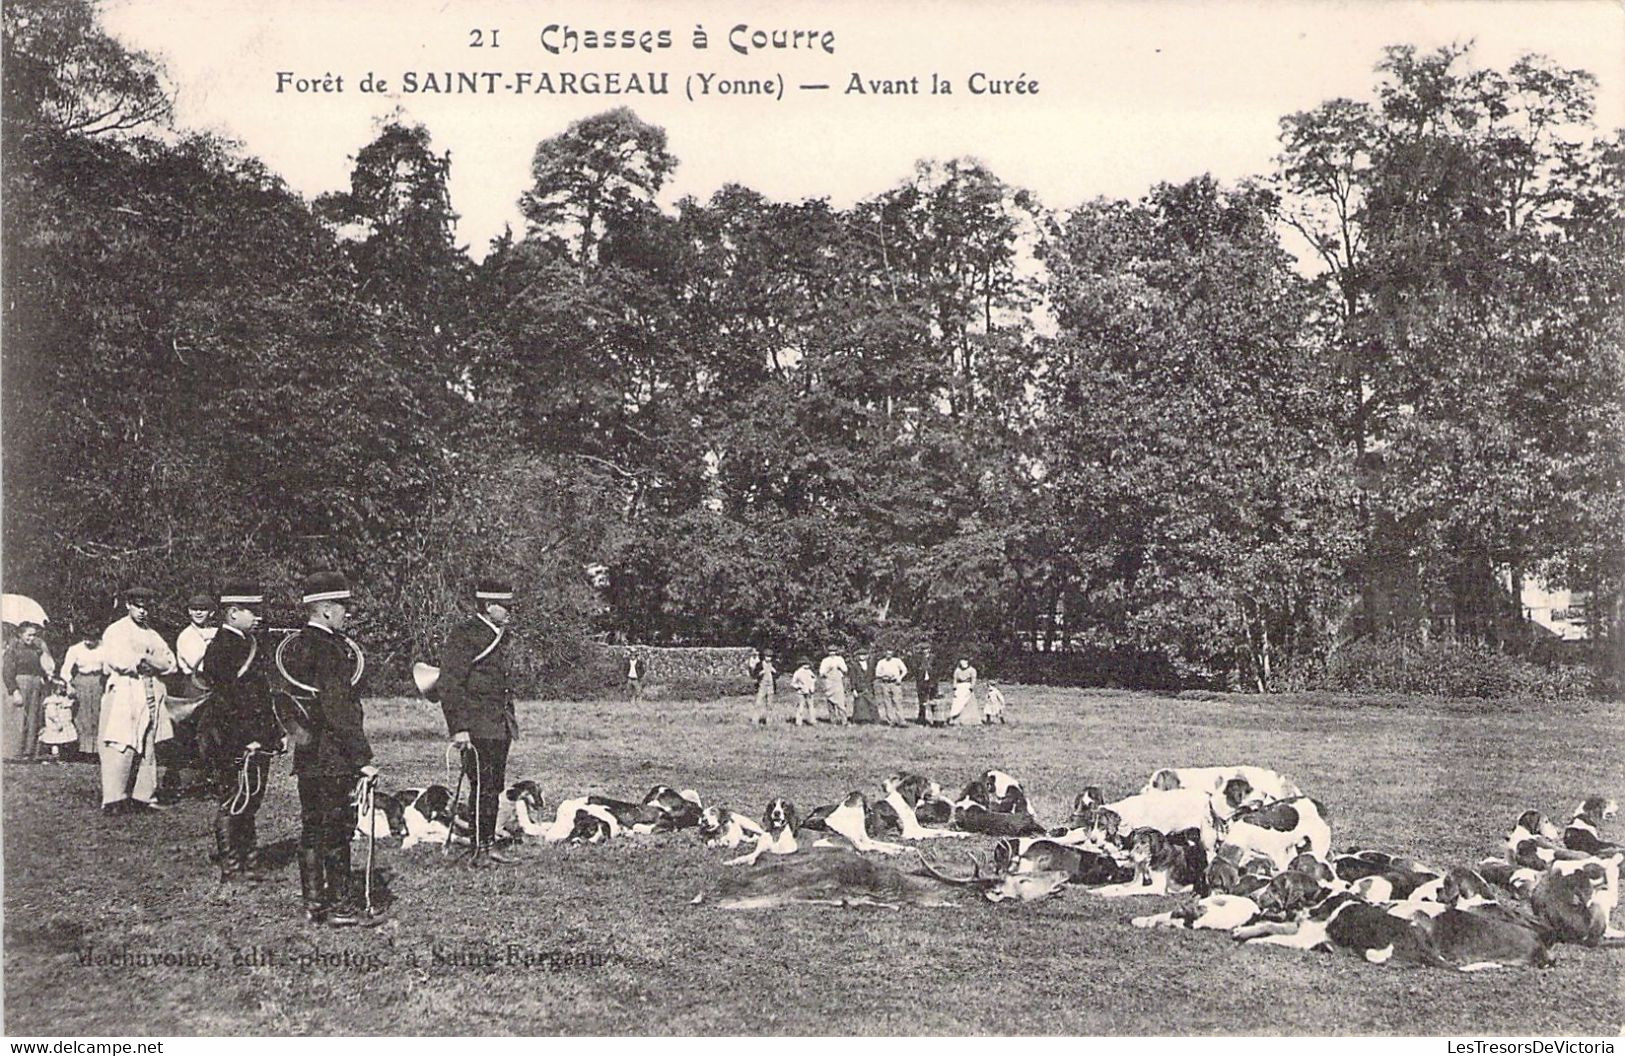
1;594;48;626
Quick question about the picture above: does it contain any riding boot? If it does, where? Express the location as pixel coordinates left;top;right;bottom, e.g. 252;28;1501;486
324;842;385;927
231;815;267;882
214;813;241;882
298;849;328;924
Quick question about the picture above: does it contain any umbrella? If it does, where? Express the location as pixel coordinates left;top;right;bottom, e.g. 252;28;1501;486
1;594;48;626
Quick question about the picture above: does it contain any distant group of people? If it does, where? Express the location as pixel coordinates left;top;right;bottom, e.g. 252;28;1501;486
3;590;244;799
746;644;1006;728
4;571;533;929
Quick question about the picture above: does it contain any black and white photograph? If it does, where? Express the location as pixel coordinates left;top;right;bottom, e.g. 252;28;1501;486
1;0;1622;1039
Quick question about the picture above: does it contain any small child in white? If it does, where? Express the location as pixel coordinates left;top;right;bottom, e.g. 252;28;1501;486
791;660;818;726
38;681;78;763
982;680;1007;725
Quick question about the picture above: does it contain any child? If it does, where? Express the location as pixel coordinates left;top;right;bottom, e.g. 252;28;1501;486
982;679;1007;725
791;660;818;726
38;680;78;763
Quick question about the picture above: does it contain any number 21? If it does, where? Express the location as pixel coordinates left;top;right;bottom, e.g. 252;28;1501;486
469;28;500;47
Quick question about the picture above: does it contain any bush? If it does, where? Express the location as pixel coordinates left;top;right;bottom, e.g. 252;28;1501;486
1314;635;1597;700
534;645;758;701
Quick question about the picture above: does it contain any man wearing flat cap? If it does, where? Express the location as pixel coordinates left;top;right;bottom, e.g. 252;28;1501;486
98;586;178;814
175;593;218;678
276;571;382;926
159;592;219;802
197;581;281;883
440;577;519;867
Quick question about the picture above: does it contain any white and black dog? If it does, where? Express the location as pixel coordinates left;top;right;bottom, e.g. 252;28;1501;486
697;805;766;849
1563;796;1620;857
353;785;406;841
726;797;801;866
397;785;456;849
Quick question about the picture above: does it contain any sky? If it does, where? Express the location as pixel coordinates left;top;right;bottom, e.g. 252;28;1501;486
102;0;1625;259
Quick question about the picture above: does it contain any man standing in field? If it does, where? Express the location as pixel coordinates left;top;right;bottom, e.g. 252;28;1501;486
791;659;817;725
913;645;937;725
749;648;776;726
873;649;908;727
625;651;647;702
277;571;382;927
439;578;518;868
197;581;279;882
162;592;219;801
819;645;849;726
98;586;177;813
849;648;877;724
175;593;218;678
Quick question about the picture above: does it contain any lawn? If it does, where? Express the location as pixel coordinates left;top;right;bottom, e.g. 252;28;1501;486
3;686;1622;1035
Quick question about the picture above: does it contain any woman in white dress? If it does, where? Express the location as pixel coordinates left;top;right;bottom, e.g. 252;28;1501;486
947;657;978;725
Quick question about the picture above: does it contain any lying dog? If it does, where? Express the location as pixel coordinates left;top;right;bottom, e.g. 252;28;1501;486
697;806;766;849
1413;905;1556;970
1100;788;1226;852
505;789;623;844
1236;891;1450;967
1142;765;1301;802
884;773;943;810
1531;856;1625;947
1223;796;1331;869
1090;828;1209;898
643;786;704;829
1563;796;1620;857
1206;855;1273;898
808;793;907;855
1505;810;1591;869
353;786;406;841
725;798;801;867
398;785;455;849
957;769;1029;815
1134;894;1263;932
951;800;1046;837
994;837;1134;886
879;788;971;840
1254;869;1328;918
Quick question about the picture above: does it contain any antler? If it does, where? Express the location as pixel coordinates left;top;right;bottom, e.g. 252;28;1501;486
915;848;977;885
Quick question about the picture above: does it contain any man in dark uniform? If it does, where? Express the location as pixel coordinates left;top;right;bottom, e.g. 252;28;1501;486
196;582;281;883
440;577;518;868
849;647;878;724
277;571;382;927
914;645;937;725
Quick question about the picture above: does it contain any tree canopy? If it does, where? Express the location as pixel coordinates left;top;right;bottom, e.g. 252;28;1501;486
4;4;1619;691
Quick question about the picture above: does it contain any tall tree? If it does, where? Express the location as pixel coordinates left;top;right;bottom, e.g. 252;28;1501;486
519;107;676;266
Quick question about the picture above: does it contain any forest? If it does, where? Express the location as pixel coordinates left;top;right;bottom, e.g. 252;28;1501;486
3;0;1620;694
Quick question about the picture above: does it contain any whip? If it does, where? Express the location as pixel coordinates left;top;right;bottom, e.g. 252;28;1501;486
354;769;380;916
442;741;482;858
224;743;277;816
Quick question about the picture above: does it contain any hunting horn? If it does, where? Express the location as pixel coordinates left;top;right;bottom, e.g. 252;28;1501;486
412;662;441;701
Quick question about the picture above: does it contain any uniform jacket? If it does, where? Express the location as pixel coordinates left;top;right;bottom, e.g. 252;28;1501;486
440;615;517;742
196;624;280;769
914;655;938;699
279;623;371;777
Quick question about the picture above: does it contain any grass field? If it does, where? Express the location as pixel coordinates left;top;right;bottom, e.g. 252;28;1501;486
4;686;1622;1036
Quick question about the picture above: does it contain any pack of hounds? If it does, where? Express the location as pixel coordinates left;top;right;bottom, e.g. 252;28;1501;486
352;765;1622;972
